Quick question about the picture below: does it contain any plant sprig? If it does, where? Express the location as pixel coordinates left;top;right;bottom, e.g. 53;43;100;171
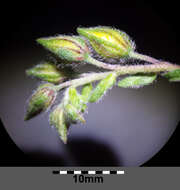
24;26;180;143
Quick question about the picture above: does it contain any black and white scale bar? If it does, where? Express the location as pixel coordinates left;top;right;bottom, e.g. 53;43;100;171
52;170;124;175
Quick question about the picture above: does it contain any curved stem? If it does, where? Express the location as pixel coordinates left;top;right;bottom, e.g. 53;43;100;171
54;61;180;91
55;72;112;91
86;51;177;69
85;54;180;71
85;55;119;70
115;63;180;74
129;51;163;64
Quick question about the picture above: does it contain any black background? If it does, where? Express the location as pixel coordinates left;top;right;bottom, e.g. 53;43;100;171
0;0;180;166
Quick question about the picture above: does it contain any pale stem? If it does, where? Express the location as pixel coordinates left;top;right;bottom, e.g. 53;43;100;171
55;60;180;91
129;51;160;64
55;72;112;91
85;54;180;71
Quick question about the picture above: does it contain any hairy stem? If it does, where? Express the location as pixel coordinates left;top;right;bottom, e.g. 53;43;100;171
54;61;180;91
85;54;180;70
55;72;112;91
129;51;160;64
85;55;119;70
115;63;180;74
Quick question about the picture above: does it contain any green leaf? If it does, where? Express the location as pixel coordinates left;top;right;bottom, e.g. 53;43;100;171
49;105;69;144
89;73;116;102
81;83;93;102
162;69;180;82
118;74;157;88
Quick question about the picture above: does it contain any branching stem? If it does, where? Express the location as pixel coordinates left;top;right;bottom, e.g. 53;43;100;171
55;72;112;91
85;54;179;71
55;58;180;91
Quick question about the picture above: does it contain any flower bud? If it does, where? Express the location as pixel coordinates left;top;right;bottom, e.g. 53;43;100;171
49;105;69;144
26;62;68;84
163;69;180;82
118;74;157;88
64;104;85;124
68;87;86;111
24;83;57;120
37;35;90;62
89;73;116;103
77;26;135;59
63;87;86;121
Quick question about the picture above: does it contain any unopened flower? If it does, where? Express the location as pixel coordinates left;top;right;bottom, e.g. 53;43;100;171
63;87;86;123
49;105;69;144
37;35;90;62
64;103;85;124
24;83;57;120
77;26;135;59
26;62;68;84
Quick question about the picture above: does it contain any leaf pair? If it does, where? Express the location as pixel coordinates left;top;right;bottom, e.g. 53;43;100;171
83;73;156;104
117;69;180;88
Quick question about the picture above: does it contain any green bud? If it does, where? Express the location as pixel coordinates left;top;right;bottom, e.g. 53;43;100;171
81;83;93;102
64;104;85;124
77;26;135;59
118;74;157;88
24;83;57;121
49;105;69;144
26;62;67;84
162;69;180;82
68;87;86;111
37;35;90;62
89;73;116;102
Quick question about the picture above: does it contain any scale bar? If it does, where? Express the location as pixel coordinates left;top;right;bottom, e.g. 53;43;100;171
53;170;125;175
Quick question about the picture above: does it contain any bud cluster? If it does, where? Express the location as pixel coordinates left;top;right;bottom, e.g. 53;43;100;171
24;25;180;144
49;87;91;143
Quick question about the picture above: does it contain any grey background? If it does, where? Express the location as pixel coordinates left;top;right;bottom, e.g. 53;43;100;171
0;48;180;166
1;167;180;189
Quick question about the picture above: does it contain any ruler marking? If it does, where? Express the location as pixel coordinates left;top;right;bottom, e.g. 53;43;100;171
53;170;125;175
